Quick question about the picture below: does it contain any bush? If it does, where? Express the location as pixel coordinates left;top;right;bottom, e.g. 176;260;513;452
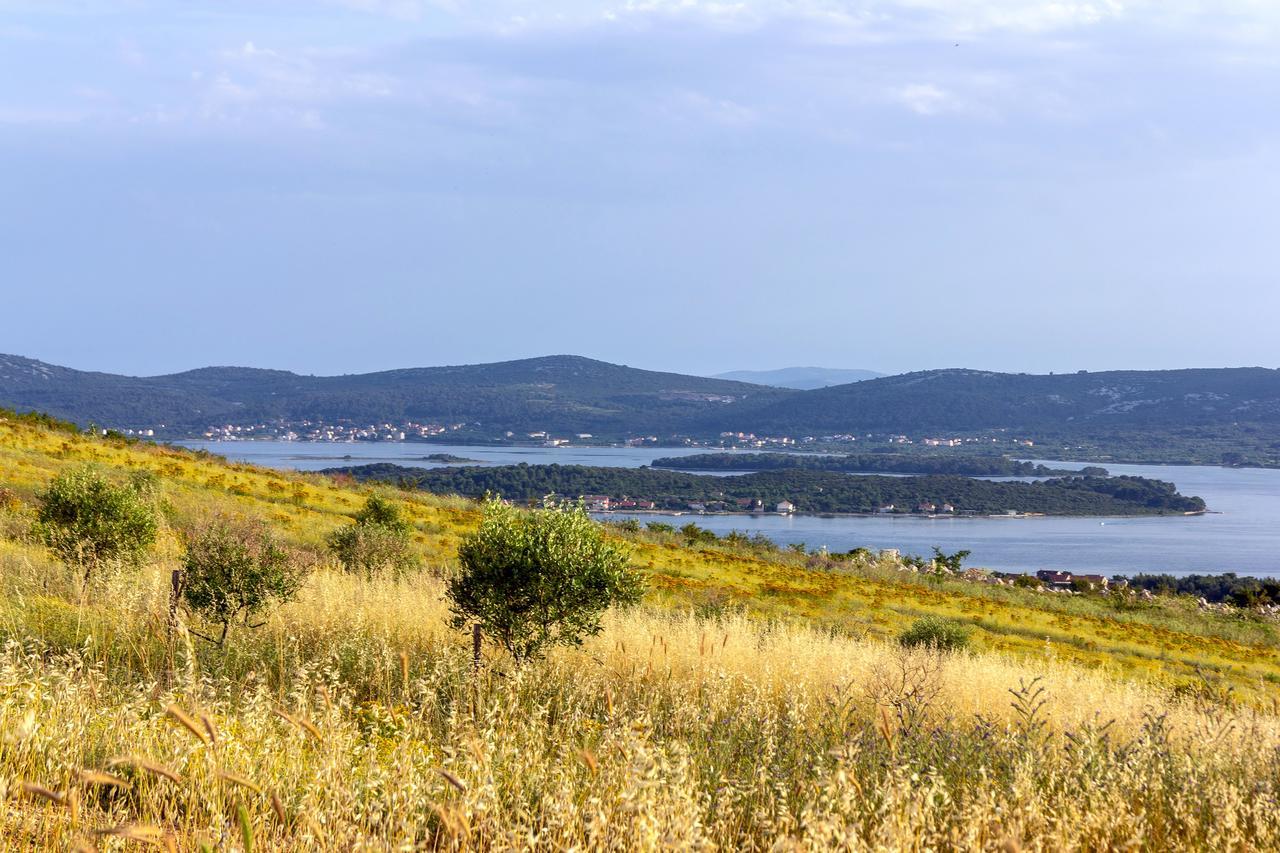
449;499;645;662
35;465;158;579
181;516;308;645
898;616;971;652
328;495;416;577
1013;574;1042;589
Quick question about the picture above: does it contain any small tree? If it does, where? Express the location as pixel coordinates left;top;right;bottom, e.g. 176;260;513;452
448;499;644;663
931;547;972;573
181;516;308;646
898;616;970;653
328;494;416;577
36;465;158;580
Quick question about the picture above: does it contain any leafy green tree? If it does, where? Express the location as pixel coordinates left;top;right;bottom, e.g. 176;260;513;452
36;465;158;580
448;499;644;663
181;516;308;646
328;494;416;577
931;547;972;573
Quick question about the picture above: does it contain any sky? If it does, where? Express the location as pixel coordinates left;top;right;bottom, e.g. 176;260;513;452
2;0;1279;378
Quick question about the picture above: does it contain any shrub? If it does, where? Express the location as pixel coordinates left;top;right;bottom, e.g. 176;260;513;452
611;518;642;534
328;495;416;577
898;616;971;652
1013;574;1042;589
680;522;717;546
449;499;645;662
35;465;158;579
181;516;308;645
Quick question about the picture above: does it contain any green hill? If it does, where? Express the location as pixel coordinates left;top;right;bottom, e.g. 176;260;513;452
713;367;1280;434
0;354;788;438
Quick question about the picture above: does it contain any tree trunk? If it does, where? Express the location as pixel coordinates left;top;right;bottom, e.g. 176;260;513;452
472;623;482;672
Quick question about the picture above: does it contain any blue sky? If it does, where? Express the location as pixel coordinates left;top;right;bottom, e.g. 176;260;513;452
2;1;1279;377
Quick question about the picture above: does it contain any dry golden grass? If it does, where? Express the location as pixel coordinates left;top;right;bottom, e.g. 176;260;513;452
2;547;1279;850
2;414;1280;848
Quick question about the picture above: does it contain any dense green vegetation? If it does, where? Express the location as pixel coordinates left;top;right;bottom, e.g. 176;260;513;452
327;462;1207;516
1121;572;1280;606
1016;424;1280;468
716;366;1280;435
450;499;644;662
655;451;1104;477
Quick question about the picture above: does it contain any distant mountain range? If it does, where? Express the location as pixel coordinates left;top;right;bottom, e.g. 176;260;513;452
712;367;884;390
0;354;787;436
2;355;1279;451
720;368;1280;435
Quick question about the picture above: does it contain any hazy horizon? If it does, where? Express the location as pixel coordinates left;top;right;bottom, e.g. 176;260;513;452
4;1;1279;377
4;349;1276;382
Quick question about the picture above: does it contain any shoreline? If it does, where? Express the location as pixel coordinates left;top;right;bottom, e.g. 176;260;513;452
171;437;1280;471
599;508;1210;521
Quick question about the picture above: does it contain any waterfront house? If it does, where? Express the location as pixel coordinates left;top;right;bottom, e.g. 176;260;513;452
776;500;796;514
1036;569;1073;588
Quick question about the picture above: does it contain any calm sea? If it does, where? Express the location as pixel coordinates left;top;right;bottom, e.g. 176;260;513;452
178;441;1280;577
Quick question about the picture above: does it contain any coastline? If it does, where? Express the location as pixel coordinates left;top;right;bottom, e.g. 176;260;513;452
599;508;1209;521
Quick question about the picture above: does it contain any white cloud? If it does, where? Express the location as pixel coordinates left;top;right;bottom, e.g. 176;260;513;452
892;82;952;115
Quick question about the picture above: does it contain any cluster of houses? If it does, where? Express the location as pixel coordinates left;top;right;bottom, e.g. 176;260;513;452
878;502;958;514
882;554;1120;593
581;495;799;515
201;419;471;442
1031;569;1111;589
717;431;799;448
582;495;658;512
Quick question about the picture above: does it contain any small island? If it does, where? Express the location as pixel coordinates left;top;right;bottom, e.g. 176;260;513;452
654;452;1108;478
420;453;481;464
322;462;1204;517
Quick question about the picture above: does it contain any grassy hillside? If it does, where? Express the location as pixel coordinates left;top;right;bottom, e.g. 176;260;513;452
3;412;1280;847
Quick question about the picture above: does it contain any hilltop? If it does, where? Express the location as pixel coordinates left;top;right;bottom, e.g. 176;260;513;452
714;366;1280;433
712;366;884;389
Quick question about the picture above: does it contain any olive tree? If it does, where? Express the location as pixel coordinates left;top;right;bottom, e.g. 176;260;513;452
36;465;158;580
327;494;416;578
448;499;644;663
181;516;308;646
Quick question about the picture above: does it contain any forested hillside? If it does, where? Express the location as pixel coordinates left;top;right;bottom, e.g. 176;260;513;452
0;354;787;436
329;462;1206;516
707;367;1280;434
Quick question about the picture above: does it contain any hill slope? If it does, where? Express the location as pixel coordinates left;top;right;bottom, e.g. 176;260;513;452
0;353;789;437
1;411;1279;847
711;367;1280;434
